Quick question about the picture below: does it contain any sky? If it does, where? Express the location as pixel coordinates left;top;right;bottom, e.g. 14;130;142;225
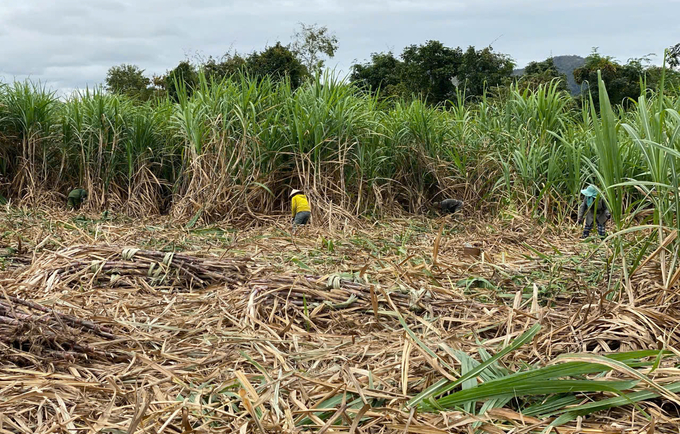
0;0;678;96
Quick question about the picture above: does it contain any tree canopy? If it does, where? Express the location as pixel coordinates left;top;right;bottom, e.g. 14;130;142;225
103;33;678;109
164;61;199;102
350;52;404;96
458;46;514;96
105;64;152;101
186;43;309;88
202;54;247;82
516;57;568;92
399;41;462;103
246;42;309;88
574;50;649;108
290;23;338;73
350;41;514;104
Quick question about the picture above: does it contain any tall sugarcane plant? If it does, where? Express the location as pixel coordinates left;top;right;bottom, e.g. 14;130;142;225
0;68;676;233
621;53;680;289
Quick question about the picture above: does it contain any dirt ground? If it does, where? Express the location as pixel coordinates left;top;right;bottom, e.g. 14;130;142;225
0;207;678;433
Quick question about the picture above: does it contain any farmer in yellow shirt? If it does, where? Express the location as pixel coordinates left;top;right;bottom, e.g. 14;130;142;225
290;189;311;228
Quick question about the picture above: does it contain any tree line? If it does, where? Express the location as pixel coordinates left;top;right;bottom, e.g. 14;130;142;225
106;23;336;102
105;25;680;109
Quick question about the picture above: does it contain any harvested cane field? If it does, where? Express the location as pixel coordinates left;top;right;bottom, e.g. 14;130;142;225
2;71;680;433
0;207;679;434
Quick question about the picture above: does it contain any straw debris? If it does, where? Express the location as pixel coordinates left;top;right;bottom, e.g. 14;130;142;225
0;212;679;433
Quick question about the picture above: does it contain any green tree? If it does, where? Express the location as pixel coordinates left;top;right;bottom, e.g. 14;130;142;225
518;57;568;91
643;65;680;97
457;46;515;96
202;53;248;82
105;64;151;100
290;23;338;73
150;74;167;99
350;52;404;97
246;43;309;88
350;42;513;104
400;40;462;104
573;50;644;109
164;60;198;102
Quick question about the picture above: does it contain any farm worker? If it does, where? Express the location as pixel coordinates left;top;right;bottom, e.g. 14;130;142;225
290;189;311;227
577;185;611;239
67;188;88;210
433;199;464;215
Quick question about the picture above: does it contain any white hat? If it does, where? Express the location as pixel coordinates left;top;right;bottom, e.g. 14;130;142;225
289;189;302;199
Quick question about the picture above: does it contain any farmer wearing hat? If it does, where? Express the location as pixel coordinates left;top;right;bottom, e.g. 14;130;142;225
433;199;464;215
577;185;611;239
290;189;311;228
67;188;88;210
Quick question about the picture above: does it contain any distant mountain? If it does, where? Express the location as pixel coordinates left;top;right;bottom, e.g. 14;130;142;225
514;55;586;95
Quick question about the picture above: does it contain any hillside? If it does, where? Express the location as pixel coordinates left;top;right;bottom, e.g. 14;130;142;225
514;55;586;95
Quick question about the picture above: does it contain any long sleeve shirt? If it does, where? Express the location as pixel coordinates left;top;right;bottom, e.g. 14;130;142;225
291;194;311;216
578;197;610;224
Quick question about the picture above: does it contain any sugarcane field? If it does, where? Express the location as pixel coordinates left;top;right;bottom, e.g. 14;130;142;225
4;204;677;434
2;17;680;433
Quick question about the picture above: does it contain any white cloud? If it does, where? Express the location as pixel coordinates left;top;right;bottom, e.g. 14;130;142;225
0;0;677;90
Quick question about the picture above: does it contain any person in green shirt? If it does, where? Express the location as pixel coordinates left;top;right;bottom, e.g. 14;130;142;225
67;188;88;210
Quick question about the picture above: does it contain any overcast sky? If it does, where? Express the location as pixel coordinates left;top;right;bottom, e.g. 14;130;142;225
0;0;678;95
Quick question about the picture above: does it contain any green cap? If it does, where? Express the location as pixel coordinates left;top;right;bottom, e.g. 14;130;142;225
580;185;598;197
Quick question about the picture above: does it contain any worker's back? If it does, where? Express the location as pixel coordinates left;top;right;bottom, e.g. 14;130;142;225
67;188;88;209
68;189;87;200
439;199;463;214
291;194;311;215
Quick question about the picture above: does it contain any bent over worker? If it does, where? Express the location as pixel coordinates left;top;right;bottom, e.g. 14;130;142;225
67;188;88;210
577;185;611;239
290;189;311;227
433;199;464;215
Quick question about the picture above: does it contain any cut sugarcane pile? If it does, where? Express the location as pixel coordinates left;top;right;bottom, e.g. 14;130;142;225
12;245;252;296
0;295;127;364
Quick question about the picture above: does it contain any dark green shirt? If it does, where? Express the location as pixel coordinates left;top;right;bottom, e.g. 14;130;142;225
68;189;87;200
